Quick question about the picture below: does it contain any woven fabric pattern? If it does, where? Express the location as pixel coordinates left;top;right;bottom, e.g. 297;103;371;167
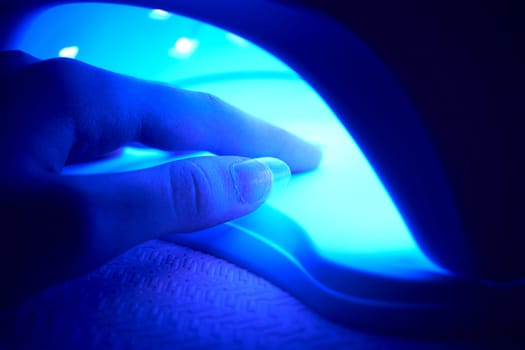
1;240;494;349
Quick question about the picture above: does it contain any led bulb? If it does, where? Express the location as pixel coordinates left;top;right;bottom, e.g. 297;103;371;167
168;37;199;58
149;9;171;20
58;46;79;58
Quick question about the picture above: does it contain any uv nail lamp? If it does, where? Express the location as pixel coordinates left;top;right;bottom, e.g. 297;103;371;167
2;0;523;335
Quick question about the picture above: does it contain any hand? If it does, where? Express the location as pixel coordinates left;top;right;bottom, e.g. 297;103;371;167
0;50;322;308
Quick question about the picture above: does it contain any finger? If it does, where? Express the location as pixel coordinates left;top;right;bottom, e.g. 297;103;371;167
19;58;321;173
1;155;288;305
63;156;289;259
138;88;323;173
0;50;40;75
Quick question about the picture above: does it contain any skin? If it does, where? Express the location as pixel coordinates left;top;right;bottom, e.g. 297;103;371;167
0;50;322;309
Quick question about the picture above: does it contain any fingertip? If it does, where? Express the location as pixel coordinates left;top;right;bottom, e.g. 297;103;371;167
306;141;324;169
287;139;324;174
230;158;274;204
255;157;291;195
167;156;280;231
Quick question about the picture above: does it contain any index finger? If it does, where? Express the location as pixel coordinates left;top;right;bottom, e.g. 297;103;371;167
136;85;323;173
36;58;322;173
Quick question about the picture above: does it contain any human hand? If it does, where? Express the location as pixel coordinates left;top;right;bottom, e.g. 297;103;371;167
0;50;322;308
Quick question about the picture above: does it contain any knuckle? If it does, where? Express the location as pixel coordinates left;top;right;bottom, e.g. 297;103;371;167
170;161;213;224
46;56;83;71
200;91;226;111
20;57;86;106
40;57;84;81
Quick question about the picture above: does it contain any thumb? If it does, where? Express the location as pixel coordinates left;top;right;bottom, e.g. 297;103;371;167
65;155;290;251
0;156;290;305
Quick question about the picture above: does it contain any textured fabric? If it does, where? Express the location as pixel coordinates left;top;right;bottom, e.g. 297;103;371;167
0;240;497;349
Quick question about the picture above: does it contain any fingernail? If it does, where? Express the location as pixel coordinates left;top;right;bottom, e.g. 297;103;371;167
231;157;291;204
259;157;291;196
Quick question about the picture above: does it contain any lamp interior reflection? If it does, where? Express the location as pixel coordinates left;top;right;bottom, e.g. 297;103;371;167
12;2;448;281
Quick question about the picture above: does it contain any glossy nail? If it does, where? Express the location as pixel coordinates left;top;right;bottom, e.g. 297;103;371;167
231;157;291;204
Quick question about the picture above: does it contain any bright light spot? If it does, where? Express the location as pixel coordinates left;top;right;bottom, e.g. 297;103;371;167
58;46;79;58
225;32;249;46
149;9;171;20
168;37;199;58
174;37;197;53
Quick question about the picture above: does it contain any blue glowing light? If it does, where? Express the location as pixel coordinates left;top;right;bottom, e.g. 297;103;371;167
148;9;171;20
168;37;199;58
58;45;79;58
11;3;447;279
225;32;249;47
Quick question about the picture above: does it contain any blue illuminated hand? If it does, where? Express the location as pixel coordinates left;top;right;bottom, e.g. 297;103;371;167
0;50;322;308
